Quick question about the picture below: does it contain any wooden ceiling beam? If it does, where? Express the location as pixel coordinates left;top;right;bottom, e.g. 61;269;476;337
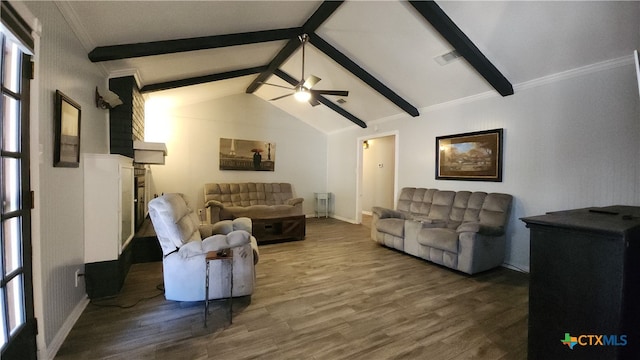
88;28;301;62
408;0;513;96
308;33;420;117
140;66;268;93
275;69;367;128
246;1;344;94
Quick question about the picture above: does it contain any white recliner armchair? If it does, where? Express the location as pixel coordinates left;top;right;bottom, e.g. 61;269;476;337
148;193;259;301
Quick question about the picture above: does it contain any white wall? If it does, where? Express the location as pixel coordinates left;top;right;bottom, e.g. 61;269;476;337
146;93;327;214
23;1;110;357
328;59;640;272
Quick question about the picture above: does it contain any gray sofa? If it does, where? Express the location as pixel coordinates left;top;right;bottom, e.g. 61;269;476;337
204;182;304;223
371;187;512;274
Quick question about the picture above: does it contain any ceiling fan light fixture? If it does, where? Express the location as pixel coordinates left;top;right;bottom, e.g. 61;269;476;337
294;88;311;102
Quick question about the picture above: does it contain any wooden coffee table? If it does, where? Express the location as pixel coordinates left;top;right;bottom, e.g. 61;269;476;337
251;215;305;244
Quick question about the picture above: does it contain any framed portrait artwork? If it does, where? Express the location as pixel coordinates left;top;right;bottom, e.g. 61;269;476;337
54;90;82;167
436;128;503;182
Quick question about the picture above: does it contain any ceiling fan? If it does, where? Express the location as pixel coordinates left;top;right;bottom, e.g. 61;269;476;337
261;34;349;106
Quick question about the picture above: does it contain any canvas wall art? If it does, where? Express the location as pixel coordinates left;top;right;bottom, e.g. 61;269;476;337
219;138;275;171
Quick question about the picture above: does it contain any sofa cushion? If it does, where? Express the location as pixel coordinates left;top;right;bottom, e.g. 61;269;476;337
448;191;471;229
417;228;459;253
149;193;202;252
463;192;487;222
427;191;456;221
204;182;295;207
396;187;437;215
479;193;512;234
376;218;405;238
409;188;437;215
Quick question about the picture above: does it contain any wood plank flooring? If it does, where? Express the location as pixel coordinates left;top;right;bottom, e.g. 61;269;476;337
56;217;529;359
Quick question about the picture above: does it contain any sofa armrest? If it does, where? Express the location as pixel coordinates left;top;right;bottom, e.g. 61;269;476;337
456;222;504;236
479;224;505;236
205;199;224;209
199;224;214;238
250;236;259;265
372;206;406;219
456;222;480;233
210;217;252;235
202;230;251;252
177;239;206;259
205;200;225;224
286;197;304;206
415;217;447;228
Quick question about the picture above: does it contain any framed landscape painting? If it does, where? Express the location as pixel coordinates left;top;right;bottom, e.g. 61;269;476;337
436;128;503;182
54;90;82;167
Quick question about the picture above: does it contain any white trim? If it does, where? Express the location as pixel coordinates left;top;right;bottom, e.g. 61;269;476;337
360;55;636;131
355;130;399;224
514;55;633;93
634;50;640;97
502;263;529;274
331;214;357;225
44;296;90;360
54;1;94;52
7;1;40;35
5;2;47;356
109;68;144;88
54;1;110;77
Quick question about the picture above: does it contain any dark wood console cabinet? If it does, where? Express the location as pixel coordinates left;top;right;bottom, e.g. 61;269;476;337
252;215;305;244
522;206;640;359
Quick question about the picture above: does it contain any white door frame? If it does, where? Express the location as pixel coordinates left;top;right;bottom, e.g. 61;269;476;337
355;130;399;224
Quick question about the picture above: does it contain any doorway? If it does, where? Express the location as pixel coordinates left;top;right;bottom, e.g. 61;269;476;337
0;19;36;360
356;131;398;224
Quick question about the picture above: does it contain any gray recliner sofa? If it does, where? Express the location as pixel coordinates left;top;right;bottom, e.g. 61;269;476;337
204;182;304;223
371;187;512;274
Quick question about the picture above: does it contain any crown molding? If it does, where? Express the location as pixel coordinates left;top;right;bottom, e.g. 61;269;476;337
361;55;635;130
108;69;143;89
514;55;633;92
54;1;95;53
55;1;113;76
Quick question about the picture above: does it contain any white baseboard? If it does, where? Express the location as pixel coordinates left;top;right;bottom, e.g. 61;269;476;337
502;262;530;273
331;214;358;224
45;295;90;360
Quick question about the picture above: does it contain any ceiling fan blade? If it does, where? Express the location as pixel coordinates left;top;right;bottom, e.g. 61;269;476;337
303;75;321;89
309;97;321;107
311;90;349;97
259;82;295;90
269;93;294;101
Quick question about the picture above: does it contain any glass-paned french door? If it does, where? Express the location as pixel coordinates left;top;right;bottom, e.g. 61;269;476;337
0;27;35;359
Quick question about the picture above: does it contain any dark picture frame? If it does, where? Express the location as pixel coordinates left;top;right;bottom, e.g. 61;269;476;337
54;90;81;167
436;128;503;182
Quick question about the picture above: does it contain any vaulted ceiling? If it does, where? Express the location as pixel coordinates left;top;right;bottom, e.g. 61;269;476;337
58;1;639;133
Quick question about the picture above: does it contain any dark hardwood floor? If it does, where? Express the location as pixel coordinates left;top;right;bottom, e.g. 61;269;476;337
56;217;529;359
